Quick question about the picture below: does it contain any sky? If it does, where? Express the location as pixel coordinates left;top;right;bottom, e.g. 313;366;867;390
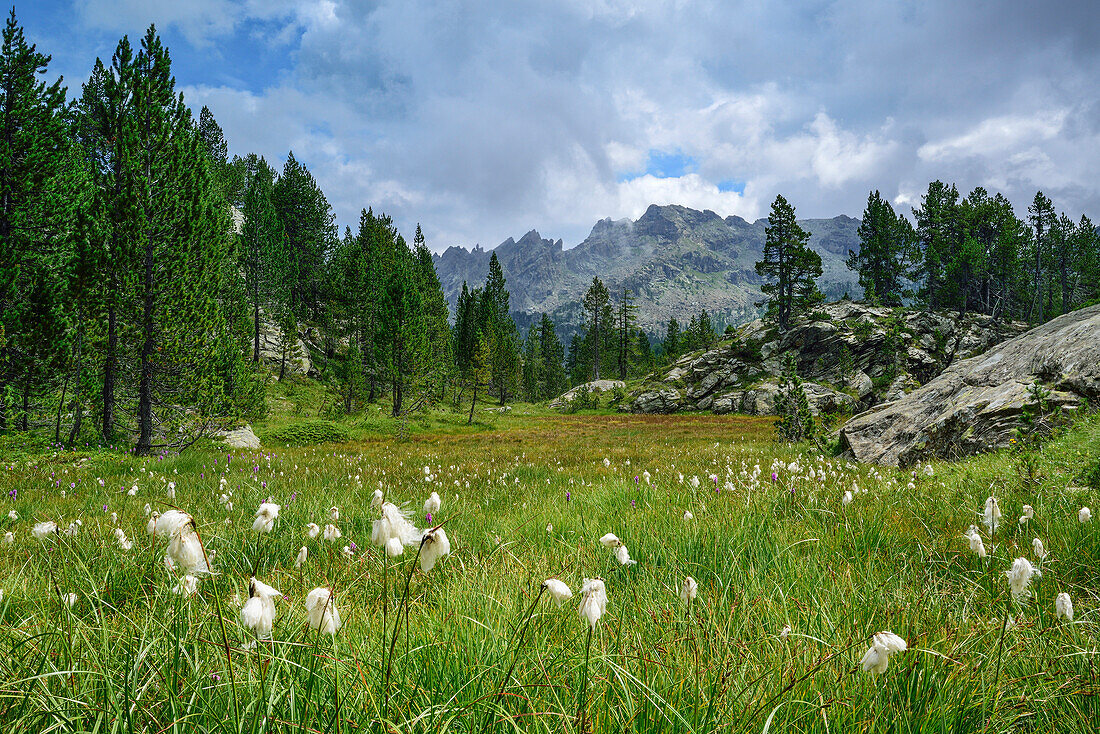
19;1;1100;251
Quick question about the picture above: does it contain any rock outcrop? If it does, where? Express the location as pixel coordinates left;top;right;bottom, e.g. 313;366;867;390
218;425;261;449
257;313;313;377
550;380;625;409
840;304;1100;466
630;300;1027;416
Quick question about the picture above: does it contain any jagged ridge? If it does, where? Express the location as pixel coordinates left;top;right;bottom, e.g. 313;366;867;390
433;204;863;336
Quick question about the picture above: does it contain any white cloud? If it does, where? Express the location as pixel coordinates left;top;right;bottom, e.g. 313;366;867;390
918;111;1068;162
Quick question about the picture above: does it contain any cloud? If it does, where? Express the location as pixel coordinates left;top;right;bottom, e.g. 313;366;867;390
46;0;1100;249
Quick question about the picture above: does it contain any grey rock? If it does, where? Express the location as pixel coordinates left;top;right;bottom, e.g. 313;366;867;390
550;380;624;408
631;388;684;414
628;300;1026;418
219;425;260;449
840;304;1100;466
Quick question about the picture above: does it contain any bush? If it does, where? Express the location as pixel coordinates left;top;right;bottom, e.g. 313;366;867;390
266;420;350;445
732;338;764;363
808;310;832;322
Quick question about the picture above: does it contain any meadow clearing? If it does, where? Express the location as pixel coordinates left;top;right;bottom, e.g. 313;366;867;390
0;408;1097;733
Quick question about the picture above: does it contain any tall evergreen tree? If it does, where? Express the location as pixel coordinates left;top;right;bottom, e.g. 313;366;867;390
238;155;287;362
1026;191;1055;323
755;194;822;330
581;277;610;379
847;190;914;305
615;288;637;380
538;312;567;399
413;224;452;399
128;25;259;454
0;9;80;433
272;151;335;321
663;318;680;361
913;180;960;312
76;39;137;441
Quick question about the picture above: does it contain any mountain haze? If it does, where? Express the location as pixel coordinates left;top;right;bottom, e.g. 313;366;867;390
434;204;863;336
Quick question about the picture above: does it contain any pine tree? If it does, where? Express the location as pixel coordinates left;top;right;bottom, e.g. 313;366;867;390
128;25;260;454
615;288;637;380
581;277;610;379
75;38;137;441
538;313;567;399
0;9;80;433
755;194;823;330
663;318;680;361
238;155;286;362
412;224;452;400
847;190;914;305
913;181;960;312
696;309;716;350
272;151;335;321
1026;192;1055;323
775;354;815;442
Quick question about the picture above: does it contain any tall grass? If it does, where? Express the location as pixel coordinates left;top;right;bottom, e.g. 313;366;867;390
0;412;1096;732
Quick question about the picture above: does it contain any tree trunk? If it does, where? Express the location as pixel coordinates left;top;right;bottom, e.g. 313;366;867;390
54;369;69;445
392;374;403;417
136;241;156;456
20;379;29;431
103;298;117;441
68;313;84;446
253;301;260;362
467;383;477;425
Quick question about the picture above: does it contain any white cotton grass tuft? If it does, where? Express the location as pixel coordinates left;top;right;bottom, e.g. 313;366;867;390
680;576;698;604
2;531;13;545
614;544;637;566
61;592;78;608
252;503;280;533
385;537;404;557
329;506;339;522
419;526;451;572
305;587;341;635
1006;557;1040;601
860;631;907;675
306;522;320;539
1055;592;1074;622
32;521;57;539
173;574;198;597
1018;504;1034;525
1032;537;1047;560
842;490;853;506
295;546;308;569
371;488;384;510
372;502;421;549
166;522;210;575
599;533;621;548
683;510;694;521
1079;506;1091;523
8;510;17;520
153;510;193;538
578;578;607;629
323;524;342;542
964;525;986;557
983;496;1002;535
543;579;572;606
424;492;441;515
241;577;281;640
114;528;133;551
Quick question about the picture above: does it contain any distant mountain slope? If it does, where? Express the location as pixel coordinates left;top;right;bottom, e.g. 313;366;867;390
433;204;862;336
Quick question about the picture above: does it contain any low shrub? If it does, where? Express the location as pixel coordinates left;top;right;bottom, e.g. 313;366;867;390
265;419;350;445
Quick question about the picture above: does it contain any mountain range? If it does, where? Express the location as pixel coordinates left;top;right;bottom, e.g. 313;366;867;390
433;204;863;338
